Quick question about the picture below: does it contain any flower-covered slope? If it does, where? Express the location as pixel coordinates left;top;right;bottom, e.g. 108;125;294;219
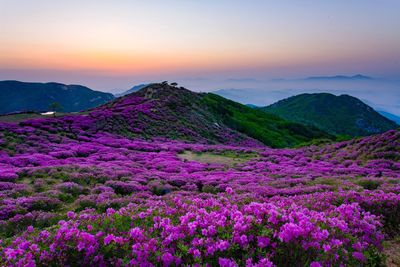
34;82;330;148
0;82;334;148
88;82;262;146
0;98;399;267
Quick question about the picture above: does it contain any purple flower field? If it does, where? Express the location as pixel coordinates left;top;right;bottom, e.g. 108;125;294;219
0;93;399;266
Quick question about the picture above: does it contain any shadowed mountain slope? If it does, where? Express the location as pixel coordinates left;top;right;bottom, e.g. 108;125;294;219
0;80;114;114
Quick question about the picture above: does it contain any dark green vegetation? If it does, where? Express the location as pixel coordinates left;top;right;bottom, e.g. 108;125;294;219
0;80;114;114
261;93;398;137
201;93;334;147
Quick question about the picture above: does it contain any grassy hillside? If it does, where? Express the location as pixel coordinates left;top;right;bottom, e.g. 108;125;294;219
261;93;398;136
202;93;334;147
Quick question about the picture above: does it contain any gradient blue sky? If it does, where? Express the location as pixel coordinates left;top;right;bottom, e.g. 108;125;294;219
0;0;400;91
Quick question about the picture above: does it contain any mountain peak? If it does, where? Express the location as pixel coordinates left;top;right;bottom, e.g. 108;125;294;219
115;82;186;98
134;82;192;99
352;74;372;79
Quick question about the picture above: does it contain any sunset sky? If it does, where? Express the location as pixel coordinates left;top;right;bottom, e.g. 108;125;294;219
0;0;400;92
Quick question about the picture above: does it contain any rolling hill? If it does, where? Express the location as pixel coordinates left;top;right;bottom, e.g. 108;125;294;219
0;80;115;114
105;82;334;147
261;93;398;136
16;82;333;148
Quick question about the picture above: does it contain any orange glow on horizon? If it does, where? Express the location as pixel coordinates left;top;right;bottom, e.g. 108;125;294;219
0;46;287;74
1;43;384;76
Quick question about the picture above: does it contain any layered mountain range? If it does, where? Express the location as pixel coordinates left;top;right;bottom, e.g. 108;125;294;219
1;81;397;141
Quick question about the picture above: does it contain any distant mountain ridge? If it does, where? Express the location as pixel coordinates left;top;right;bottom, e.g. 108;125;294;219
261;93;398;136
114;84;149;97
378;110;400;125
0;80;115;114
304;74;373;81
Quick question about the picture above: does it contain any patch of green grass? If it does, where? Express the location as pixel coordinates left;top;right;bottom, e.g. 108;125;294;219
0;130;24;154
178;150;257;166
0;112;68;123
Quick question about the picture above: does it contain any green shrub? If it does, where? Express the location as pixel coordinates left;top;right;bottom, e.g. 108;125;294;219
357;179;381;190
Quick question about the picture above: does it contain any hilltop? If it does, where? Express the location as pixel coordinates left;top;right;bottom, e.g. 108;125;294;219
261;93;398;136
87;82;333;147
